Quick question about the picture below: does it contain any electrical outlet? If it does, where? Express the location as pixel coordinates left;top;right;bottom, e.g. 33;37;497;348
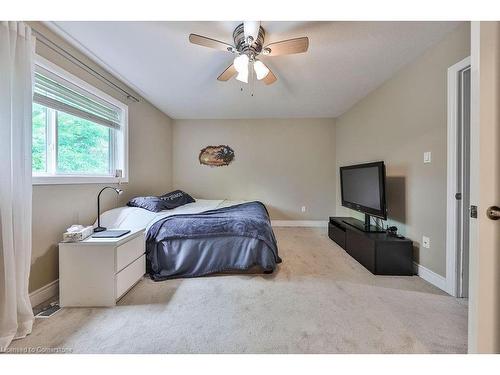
422;236;430;249
424;151;432;163
301;206;306;213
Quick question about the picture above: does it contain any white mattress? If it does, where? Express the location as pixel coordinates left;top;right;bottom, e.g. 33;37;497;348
98;199;247;232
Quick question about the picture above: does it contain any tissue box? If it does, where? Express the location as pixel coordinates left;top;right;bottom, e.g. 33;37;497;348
63;226;94;242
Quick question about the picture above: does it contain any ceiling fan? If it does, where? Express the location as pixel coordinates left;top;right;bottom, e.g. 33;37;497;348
189;21;309;85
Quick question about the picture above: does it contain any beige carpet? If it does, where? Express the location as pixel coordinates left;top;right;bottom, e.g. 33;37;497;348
11;227;467;353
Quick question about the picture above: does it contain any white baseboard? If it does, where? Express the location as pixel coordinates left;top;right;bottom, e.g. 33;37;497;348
413;262;448;293
29;279;59;308
271;220;328;227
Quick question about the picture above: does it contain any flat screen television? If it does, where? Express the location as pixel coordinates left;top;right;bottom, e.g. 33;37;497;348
340;161;387;232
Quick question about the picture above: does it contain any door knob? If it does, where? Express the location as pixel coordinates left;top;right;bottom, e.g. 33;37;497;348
486;206;500;220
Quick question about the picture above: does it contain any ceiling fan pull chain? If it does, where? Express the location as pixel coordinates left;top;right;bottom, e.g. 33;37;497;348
251;65;255;97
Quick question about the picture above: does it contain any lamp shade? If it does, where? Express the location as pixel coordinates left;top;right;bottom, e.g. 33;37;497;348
234;54;249;72
235;71;248;83
234;54;249;83
253;60;270;80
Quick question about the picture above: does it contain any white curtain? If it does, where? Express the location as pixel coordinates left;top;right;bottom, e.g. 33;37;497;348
0;21;35;351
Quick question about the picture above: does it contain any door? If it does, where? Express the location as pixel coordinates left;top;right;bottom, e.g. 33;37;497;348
468;21;500;354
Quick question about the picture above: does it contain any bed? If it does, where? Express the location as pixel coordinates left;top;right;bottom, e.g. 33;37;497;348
98;199;281;280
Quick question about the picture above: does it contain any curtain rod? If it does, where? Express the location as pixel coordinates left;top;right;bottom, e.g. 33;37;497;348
32;29;140;103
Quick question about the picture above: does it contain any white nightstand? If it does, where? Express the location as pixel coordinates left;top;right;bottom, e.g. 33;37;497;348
59;229;146;307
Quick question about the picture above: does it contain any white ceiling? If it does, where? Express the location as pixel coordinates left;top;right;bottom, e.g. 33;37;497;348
48;21;462;119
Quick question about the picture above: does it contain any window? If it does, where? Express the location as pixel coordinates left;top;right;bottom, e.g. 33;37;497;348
32;57;128;184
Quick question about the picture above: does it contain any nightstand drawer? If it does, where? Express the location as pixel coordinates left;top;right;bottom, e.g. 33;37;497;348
116;233;145;272
116;254;145;299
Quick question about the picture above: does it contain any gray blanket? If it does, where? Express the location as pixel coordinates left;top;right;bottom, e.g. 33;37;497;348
146;201;281;280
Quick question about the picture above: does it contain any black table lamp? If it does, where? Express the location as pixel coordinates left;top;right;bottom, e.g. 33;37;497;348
94;186;123;232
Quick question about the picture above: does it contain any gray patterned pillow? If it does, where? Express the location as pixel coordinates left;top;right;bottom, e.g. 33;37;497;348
127;190;195;212
159;190;195;209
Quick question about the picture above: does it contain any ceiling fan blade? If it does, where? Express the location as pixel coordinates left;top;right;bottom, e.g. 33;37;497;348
264;37;309;56
262;67;277;85
217;64;237;81
189;34;234;52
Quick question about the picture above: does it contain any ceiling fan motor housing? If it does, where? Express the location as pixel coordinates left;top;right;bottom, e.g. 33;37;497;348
233;23;265;57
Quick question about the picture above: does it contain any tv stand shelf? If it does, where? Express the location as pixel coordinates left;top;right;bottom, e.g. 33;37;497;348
341;217;386;233
328;217;413;276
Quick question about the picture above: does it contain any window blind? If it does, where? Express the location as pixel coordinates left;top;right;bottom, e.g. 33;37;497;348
33;68;122;130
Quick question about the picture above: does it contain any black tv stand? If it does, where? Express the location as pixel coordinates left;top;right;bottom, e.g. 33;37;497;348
328;217;413;275
342;214;385;233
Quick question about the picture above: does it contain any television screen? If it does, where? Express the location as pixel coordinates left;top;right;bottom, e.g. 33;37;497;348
340;161;386;219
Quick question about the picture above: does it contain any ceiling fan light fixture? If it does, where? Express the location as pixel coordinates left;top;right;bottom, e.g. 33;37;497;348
233;54;249;73
235;70;249;83
253;60;270;80
234;54;249;83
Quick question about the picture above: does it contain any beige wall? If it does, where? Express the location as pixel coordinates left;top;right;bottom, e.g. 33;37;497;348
172;119;336;220
334;23;470;277
28;23;173;292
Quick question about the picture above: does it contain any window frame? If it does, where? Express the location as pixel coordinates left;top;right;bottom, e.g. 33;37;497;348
32;55;129;185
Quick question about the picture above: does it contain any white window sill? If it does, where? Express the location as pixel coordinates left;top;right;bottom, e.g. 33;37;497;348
32;175;129;185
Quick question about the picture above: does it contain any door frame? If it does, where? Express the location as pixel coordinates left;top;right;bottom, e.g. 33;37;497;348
446;56;471;297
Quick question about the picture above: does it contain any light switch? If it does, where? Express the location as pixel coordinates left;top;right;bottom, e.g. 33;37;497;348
424;151;432;163
422;236;430;249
